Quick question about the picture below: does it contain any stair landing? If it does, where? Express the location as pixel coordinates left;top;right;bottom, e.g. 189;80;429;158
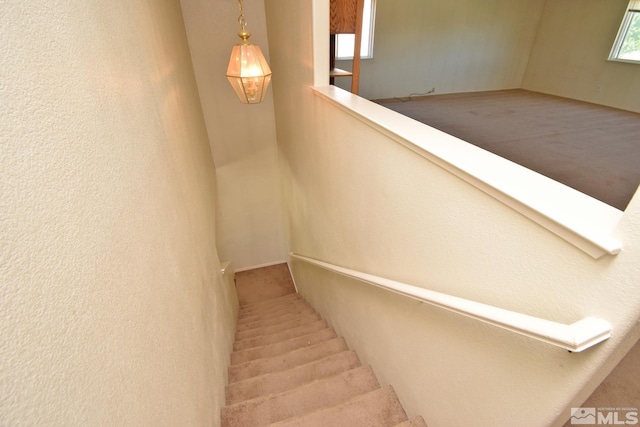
235;263;296;306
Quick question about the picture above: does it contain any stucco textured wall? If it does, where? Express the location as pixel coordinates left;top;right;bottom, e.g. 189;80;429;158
266;0;640;425
1;1;237;425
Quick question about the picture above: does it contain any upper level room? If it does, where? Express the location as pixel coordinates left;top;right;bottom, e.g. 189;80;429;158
332;0;640;110
329;0;640;211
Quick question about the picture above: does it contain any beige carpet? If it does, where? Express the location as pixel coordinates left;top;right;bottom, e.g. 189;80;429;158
222;292;428;426
375;90;640;210
235;263;296;306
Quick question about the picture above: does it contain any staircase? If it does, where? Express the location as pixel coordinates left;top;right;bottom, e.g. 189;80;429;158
221;292;427;426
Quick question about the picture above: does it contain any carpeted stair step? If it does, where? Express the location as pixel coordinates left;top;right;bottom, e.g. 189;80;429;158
221;365;380;427
238;295;305;315
223;278;423;427
238;292;301;314
229;334;348;383
230;329;340;366
233;319;328;351
268;385;409;427
236;306;318;332
226;349;361;405
238;298;309;323
238;303;307;323
235;312;322;341
238;301;314;326
394;416;429;426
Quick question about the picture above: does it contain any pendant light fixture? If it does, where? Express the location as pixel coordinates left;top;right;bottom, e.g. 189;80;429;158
226;0;272;104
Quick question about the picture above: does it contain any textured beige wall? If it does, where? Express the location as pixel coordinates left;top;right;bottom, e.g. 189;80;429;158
523;0;640;113
266;0;640;425
180;0;287;270
335;0;546;99
564;338;640;426
1;1;237;425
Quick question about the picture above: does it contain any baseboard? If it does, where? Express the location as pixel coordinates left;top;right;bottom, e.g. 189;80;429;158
286;259;299;293
234;259;288;273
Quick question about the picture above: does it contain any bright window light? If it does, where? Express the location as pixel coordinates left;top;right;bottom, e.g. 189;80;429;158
335;0;376;60
609;0;640;63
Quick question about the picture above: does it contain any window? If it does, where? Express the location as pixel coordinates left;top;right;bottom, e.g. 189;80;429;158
335;0;376;60
609;0;640;63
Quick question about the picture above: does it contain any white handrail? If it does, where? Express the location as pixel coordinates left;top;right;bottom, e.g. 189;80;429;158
289;252;612;352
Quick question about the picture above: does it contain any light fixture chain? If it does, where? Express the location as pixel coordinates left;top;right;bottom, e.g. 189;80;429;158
237;0;247;32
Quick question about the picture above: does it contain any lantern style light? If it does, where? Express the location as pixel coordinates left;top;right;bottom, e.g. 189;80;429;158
226;0;272;104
